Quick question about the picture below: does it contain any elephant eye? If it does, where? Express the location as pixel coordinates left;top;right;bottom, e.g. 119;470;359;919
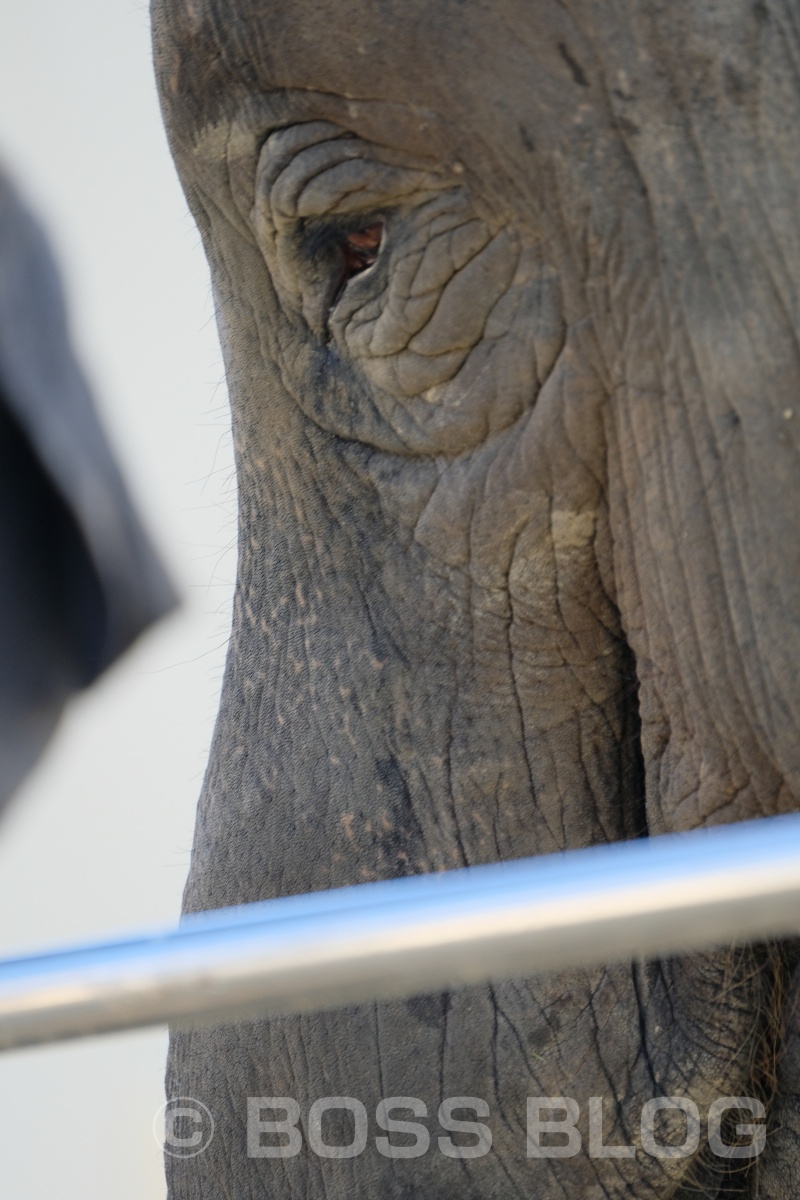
331;222;384;307
342;223;383;273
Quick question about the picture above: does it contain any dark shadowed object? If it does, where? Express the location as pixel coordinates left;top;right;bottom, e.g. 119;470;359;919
0;166;175;811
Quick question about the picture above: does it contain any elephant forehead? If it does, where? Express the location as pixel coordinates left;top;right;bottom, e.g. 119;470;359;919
155;0;550;104
152;0;600;177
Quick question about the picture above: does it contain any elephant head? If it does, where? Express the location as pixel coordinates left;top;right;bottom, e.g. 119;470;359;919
152;1;800;1195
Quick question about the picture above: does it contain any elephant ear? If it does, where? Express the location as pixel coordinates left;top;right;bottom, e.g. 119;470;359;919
0;166;176;807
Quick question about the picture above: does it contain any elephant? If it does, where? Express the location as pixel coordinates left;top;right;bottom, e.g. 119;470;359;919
0;166;174;810
152;0;800;1195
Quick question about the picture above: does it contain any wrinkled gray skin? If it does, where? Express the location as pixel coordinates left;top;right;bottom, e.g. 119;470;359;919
153;1;800;1195
0;169;174;809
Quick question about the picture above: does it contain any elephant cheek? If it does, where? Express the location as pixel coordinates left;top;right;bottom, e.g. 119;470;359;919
607;387;800;836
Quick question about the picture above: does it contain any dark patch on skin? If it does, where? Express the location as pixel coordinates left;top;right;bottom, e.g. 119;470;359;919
610;83;638;135
527;1014;561;1054
405;990;452;1028
374;755;426;874
519;123;535;153
374;754;410;797
616;115;640;138
373;826;420;874
724;63;749;102
558;41;589;88
754;0;770;22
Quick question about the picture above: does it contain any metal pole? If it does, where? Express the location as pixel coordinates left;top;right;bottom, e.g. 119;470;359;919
2;814;800;1051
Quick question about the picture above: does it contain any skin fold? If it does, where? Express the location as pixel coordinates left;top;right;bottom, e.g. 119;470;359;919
151;1;800;1195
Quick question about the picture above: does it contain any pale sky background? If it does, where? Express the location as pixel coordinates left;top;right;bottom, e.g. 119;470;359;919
0;4;236;1196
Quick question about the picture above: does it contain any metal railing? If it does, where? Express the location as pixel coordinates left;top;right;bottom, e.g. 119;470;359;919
2;814;800;1051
